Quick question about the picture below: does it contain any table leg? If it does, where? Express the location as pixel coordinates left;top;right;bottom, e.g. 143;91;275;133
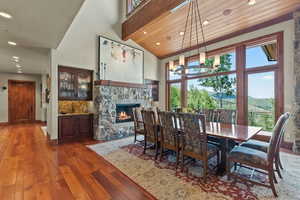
216;138;231;176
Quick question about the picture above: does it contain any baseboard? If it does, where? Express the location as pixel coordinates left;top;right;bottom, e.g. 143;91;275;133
0;122;9;126
46;133;58;145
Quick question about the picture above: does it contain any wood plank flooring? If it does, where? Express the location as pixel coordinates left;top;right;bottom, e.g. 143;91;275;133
0;124;156;200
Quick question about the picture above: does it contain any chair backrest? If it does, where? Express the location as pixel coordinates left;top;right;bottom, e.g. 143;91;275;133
217;109;237;124
276;112;291;154
133;107;143;129
268;113;290;163
141;110;157;142
158;111;178;147
200;109;214;122
179;113;207;157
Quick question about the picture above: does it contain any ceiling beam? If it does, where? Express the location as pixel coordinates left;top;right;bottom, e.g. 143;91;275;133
122;0;186;41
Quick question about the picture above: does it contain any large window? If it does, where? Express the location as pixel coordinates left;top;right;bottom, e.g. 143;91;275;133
247;72;275;131
187;74;237;110
166;33;283;129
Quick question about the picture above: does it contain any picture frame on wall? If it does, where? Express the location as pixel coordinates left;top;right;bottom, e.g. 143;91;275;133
98;35;144;84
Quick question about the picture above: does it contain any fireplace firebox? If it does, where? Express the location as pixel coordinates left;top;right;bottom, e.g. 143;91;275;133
116;104;141;123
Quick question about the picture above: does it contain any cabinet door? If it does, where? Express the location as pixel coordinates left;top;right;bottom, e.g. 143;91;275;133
77;71;93;100
78;115;92;137
58;70;77;100
59;117;77;140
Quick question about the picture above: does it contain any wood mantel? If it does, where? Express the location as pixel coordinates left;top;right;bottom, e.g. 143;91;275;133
94;80;146;88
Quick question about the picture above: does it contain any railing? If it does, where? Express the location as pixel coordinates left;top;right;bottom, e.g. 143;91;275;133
126;0;148;16
248;111;274;131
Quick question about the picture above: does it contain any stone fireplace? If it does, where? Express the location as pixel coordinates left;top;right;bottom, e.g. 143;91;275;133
94;81;152;141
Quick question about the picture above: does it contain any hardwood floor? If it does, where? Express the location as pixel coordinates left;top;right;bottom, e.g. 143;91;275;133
0;124;156;200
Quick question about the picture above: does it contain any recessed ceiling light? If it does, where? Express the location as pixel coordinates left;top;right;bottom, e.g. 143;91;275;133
248;0;256;6
17;71;22;74
143;31;147;34
13;56;19;60
156;42;161;46
203;20;209;26
179;31;185;36
0;12;12;19
8;41;17;46
16;64;22;68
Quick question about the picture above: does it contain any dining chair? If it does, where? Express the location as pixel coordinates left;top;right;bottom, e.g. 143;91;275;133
133;107;145;143
141;110;160;160
178;113;220;183
240;112;290;179
227;113;290;197
216;109;237;124
158;111;180;169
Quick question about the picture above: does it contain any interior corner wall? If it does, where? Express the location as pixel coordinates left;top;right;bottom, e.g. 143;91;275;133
159;20;295;142
47;0;160;140
0;72;43;123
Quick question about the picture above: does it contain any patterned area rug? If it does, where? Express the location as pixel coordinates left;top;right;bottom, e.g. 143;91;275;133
88;137;300;200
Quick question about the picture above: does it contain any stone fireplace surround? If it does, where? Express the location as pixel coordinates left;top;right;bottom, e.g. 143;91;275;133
94;81;152;141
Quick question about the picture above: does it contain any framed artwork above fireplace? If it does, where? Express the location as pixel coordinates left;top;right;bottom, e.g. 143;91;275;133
98;36;144;84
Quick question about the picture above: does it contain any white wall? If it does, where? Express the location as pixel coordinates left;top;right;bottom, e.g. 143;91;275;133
0;72;44;123
159;20;295;142
48;0;159;140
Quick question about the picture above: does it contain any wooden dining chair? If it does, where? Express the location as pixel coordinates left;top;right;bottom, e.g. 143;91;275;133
216;109;237;124
227;113;290;197
158;111;180;169
178;113;220;183
133;107;145;143
240;112;290;179
141;110;160;160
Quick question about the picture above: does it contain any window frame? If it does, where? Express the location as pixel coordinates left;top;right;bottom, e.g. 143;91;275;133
166;32;284;125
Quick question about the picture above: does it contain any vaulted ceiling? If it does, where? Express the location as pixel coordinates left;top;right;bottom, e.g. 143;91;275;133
124;0;300;58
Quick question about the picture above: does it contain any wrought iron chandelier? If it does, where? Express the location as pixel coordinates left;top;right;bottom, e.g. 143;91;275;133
169;0;220;76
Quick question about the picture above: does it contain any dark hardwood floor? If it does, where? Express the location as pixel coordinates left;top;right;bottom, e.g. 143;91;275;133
0;124;156;200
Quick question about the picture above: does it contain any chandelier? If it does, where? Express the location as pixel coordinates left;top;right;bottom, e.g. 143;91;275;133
169;0;220;76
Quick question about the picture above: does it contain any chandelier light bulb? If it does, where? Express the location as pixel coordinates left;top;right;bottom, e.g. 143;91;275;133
199;52;206;64
179;55;185;66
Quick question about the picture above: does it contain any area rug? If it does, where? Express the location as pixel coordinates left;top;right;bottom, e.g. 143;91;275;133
88;137;300;200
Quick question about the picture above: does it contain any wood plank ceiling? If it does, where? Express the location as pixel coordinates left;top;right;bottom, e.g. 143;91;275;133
128;0;300;58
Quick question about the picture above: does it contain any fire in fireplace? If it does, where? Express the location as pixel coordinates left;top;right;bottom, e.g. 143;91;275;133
116;104;141;123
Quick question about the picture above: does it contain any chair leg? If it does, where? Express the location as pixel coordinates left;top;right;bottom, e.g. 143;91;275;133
143;138;147;154
275;159;283;179
268;169;278;197
159;146;164;161
278;154;284;170
134;132;137;143
273;171;278;184
227;159;231;181
175;148;180;170
203;161;208;183
181;153;184;173
155;143;159;160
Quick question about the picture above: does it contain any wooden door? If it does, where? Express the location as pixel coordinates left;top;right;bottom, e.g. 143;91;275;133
8;80;36;123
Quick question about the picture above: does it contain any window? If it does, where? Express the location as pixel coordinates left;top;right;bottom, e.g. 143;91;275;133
169;83;181;111
187;74;237;110
247;72;275;131
246;41;277;68
166;32;283;128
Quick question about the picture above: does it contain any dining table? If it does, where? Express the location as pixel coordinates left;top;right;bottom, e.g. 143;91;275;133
205;122;263;175
173;118;263;175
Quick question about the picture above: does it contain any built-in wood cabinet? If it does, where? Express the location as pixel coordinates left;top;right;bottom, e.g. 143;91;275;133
58;114;94;143
58;66;93;101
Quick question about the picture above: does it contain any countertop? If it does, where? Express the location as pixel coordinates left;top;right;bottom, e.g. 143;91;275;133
58;113;94;117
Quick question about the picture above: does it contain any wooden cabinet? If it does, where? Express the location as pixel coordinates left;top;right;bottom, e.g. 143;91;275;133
58;114;94;143
58;66;93;101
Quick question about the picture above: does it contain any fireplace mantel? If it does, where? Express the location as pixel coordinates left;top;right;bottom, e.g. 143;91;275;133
94;80;146;88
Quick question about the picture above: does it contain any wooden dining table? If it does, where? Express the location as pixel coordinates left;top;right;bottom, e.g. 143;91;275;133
205;122;263;175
